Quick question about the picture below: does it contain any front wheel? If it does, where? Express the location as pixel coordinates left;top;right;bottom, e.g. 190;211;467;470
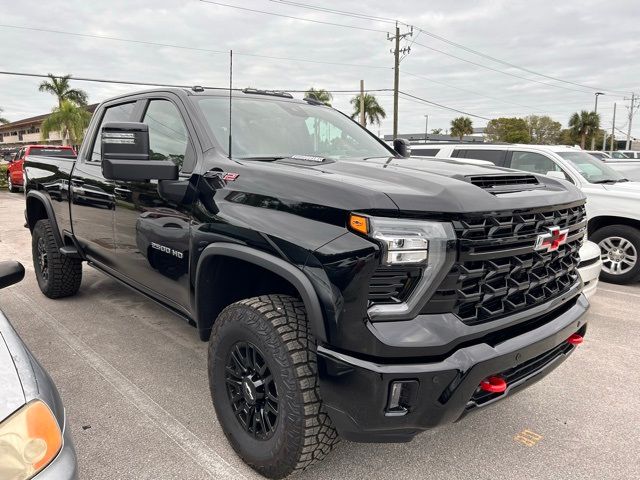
8;175;19;193
591;225;640;284
208;295;338;479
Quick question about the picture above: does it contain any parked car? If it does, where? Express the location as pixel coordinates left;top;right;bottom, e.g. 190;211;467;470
619;150;640;159
7;145;76;192
24;87;590;478
423;144;640;284
0;261;78;479
585;150;611;160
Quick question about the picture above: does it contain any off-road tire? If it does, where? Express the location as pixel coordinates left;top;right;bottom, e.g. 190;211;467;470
208;295;339;479
591;224;640;284
32;219;82;298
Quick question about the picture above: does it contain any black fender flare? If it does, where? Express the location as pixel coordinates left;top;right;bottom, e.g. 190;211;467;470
25;190;64;248
195;243;327;343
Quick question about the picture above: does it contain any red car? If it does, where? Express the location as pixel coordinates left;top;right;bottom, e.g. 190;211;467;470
7;145;76;192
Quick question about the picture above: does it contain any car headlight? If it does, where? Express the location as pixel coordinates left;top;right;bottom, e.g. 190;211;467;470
349;213;456;320
0;400;63;480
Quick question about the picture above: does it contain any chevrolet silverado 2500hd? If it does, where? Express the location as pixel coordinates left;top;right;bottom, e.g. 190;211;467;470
24;87;589;479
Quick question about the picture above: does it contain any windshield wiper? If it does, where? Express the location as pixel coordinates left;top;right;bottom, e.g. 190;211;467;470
591;179;628;184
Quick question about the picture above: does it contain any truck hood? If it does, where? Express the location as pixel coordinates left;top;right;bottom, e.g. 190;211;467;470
234;156;585;214
602;181;640;198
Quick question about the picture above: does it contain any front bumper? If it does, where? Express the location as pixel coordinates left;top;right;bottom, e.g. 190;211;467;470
317;294;589;443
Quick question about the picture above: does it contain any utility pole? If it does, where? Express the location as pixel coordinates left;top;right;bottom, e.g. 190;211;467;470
626;92;636;150
610;103;617;156
591;92;604;150
388;23;413;139
424;115;429;142
359;79;366;127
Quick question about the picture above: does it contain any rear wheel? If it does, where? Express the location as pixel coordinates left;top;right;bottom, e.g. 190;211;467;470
591;225;640;284
32;219;82;298
208;295;338;479
8;175;19;193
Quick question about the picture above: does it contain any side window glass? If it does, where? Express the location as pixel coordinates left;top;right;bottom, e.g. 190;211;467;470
510;151;561;175
143;100;188;170
90;102;136;162
456;149;505;164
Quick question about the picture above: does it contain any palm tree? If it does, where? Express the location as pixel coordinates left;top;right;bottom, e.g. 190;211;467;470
568;110;600;149
450;116;474;140
41;100;91;146
350;93;386;128
0;107;8;124
39;74;88;108
305;88;333;106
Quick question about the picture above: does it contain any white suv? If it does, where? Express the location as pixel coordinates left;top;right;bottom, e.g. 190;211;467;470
413;144;639;285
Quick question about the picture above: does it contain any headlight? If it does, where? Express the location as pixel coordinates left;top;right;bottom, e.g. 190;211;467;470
349;214;456;320
0;400;63;480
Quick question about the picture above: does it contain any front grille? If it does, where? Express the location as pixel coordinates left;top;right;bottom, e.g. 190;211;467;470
468;341;574;407
423;203;586;325
368;266;421;304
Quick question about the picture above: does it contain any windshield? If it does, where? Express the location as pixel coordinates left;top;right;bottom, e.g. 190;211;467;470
194;96;392;160
556;151;626;183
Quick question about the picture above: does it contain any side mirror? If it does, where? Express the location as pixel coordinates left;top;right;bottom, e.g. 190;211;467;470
0;261;25;290
545;170;567;180
101;122;178;181
393;138;412;158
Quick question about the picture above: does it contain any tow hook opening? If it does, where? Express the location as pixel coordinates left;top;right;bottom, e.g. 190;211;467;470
567;333;583;345
479;376;507;393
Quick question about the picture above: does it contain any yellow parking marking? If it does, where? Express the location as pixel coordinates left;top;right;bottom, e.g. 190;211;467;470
514;429;543;447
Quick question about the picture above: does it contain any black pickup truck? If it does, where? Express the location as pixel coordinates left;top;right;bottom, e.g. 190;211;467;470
24;87;589;479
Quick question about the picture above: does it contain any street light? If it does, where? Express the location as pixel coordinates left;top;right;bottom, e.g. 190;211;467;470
592;92;604;150
424;114;429;143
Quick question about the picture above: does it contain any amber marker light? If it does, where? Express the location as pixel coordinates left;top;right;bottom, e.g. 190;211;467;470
349;214;369;235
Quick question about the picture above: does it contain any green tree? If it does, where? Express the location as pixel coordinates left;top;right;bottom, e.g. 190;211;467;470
450;116;473;140
485;117;531;143
39;74;88;108
525;115;562;144
568;110;600;149
305;88;333;106
350;93;386;128
430;128;443;134
41;100;91;146
0;107;8;124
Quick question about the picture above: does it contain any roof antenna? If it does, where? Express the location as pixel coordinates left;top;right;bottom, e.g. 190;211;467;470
228;49;233;159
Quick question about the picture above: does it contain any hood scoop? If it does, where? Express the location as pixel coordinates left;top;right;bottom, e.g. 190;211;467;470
466;174;541;193
274;155;336;167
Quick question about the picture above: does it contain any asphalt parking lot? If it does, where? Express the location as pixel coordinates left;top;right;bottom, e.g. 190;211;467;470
1;190;639;480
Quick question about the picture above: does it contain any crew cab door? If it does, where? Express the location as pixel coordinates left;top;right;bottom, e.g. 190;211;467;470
112;95;197;312
71;101;136;267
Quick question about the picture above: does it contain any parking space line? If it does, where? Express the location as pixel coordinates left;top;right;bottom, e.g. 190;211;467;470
598;288;640;299
13;291;247;480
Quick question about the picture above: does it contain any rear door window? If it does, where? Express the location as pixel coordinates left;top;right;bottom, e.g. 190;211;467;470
453;149;507;165
509;151;562;175
411;148;440;157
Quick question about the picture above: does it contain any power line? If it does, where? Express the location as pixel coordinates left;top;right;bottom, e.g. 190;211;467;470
402;70;547;113
0;24;389;71
199;0;386;33
399;91;491;121
258;0;634;95
0;70;392;95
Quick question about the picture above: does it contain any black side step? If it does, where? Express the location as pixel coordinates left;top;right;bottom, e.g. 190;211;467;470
59;246;82;258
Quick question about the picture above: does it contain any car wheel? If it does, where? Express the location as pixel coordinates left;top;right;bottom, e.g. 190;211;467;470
32;219;83;298
8;175;18;193
591;225;640;284
208;295;339;479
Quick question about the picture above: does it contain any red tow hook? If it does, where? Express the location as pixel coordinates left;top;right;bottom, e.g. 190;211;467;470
567;333;583;345
479;376;507;393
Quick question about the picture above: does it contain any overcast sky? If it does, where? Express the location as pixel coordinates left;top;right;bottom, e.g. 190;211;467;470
1;0;639;138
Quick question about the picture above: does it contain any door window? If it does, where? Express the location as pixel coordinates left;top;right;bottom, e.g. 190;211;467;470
143;100;189;171
510;151;562;175
90;102;136;162
453;149;507;165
